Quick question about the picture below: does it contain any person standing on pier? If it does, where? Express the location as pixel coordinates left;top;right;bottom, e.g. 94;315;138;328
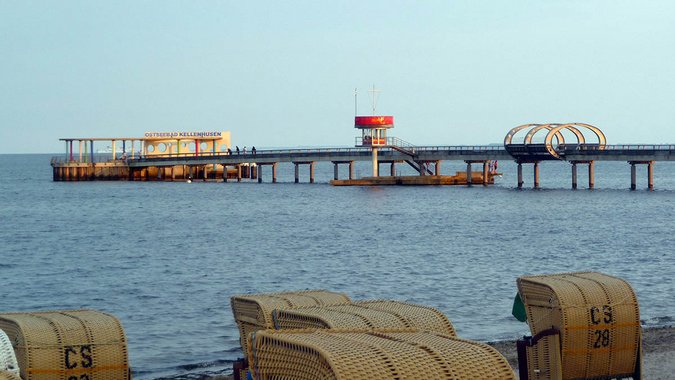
252;146;256;155
243;146;247;154
236;146;240;154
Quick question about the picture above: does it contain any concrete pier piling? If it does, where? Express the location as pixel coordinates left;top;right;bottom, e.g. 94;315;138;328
572;162;578;189
466;162;472;187
517;163;523;189
533;162;540;189
588;161;595;189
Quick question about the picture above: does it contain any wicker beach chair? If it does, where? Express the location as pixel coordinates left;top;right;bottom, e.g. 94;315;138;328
0;309;131;380
231;290;352;354
0;371;21;380
247;328;516;380
273;300;456;337
516;272;641;380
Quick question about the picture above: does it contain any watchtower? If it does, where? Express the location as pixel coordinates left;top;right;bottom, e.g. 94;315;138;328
355;116;394;176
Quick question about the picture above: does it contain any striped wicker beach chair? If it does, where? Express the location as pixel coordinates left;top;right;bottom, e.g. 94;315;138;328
516;272;641;380
273;300;456;336
247;329;516;380
231;290;352;379
0;309;131;380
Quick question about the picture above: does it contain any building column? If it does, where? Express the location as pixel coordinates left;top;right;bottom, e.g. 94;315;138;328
435;161;441;176
466;162;472;186
482;161;489;186
630;162;636;191
572;163;578;190
69;140;74;161
534;162;540;189
310;162;315;184
79;140;83;162
294;163;299;183
517;163;523;189
648;161;654;191
349;161;354;180
90;141;94;163
372;148;378;177
272;163;278;183
334;163;339;180
111;140;116;160
588;161;595;189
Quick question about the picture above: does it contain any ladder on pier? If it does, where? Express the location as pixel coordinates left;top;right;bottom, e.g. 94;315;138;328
387;137;434;175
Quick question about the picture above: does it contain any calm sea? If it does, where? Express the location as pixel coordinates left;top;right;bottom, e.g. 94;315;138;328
1;154;673;379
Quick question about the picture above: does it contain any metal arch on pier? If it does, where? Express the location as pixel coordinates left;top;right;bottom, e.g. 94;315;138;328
544;123;606;159
504;122;606;161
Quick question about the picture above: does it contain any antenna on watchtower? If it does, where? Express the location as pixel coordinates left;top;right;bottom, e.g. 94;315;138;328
369;84;381;116
354;88;358;117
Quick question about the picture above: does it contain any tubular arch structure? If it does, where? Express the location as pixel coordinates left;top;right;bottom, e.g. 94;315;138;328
544;123;606;159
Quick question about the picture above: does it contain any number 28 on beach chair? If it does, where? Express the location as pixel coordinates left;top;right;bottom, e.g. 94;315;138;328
514;272;642;380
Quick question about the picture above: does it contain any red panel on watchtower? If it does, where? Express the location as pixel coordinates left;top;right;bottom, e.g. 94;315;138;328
354;116;394;127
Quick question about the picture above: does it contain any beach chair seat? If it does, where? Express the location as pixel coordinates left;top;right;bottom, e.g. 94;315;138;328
0;329;19;377
247;328;516;380
516;272;641;380
0;371;21;380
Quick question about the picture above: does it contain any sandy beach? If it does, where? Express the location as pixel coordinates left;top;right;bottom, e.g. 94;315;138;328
211;326;673;379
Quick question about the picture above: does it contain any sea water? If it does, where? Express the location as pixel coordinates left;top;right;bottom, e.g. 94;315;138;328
1;154;673;379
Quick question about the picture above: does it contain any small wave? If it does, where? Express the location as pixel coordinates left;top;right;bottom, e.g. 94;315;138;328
641;316;673;326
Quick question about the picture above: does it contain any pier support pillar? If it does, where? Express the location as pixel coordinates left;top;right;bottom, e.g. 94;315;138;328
223;165;228;182
372;148;379;177
391;162;396;177
272;163;278;183
517;163;523;189
482;161;489;186
466;162;472;186
259;164;263;183
588;161;595;189
310;162;315;184
533;162;540;189
294;163;299;183
170;167;175;181
648;161;654;191
203;166;208;181
237;165;242;182
630;163;636;190
435;161;441;176
334;163;339;180
572;163;578;190
349;161;354;180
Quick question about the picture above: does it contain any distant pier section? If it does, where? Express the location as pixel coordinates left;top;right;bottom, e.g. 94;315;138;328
51;123;675;190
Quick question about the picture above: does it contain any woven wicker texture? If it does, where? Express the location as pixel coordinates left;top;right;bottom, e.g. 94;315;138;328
0;309;130;380
0;371;21;380
0;330;19;375
247;329;515;380
231;290;352;353
517;272;641;379
526;334;562;380
273;300;456;337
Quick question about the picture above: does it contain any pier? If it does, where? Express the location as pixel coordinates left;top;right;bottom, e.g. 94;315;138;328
51;123;675;190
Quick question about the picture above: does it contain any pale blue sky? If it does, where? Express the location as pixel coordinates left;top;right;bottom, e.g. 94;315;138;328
2;1;675;153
